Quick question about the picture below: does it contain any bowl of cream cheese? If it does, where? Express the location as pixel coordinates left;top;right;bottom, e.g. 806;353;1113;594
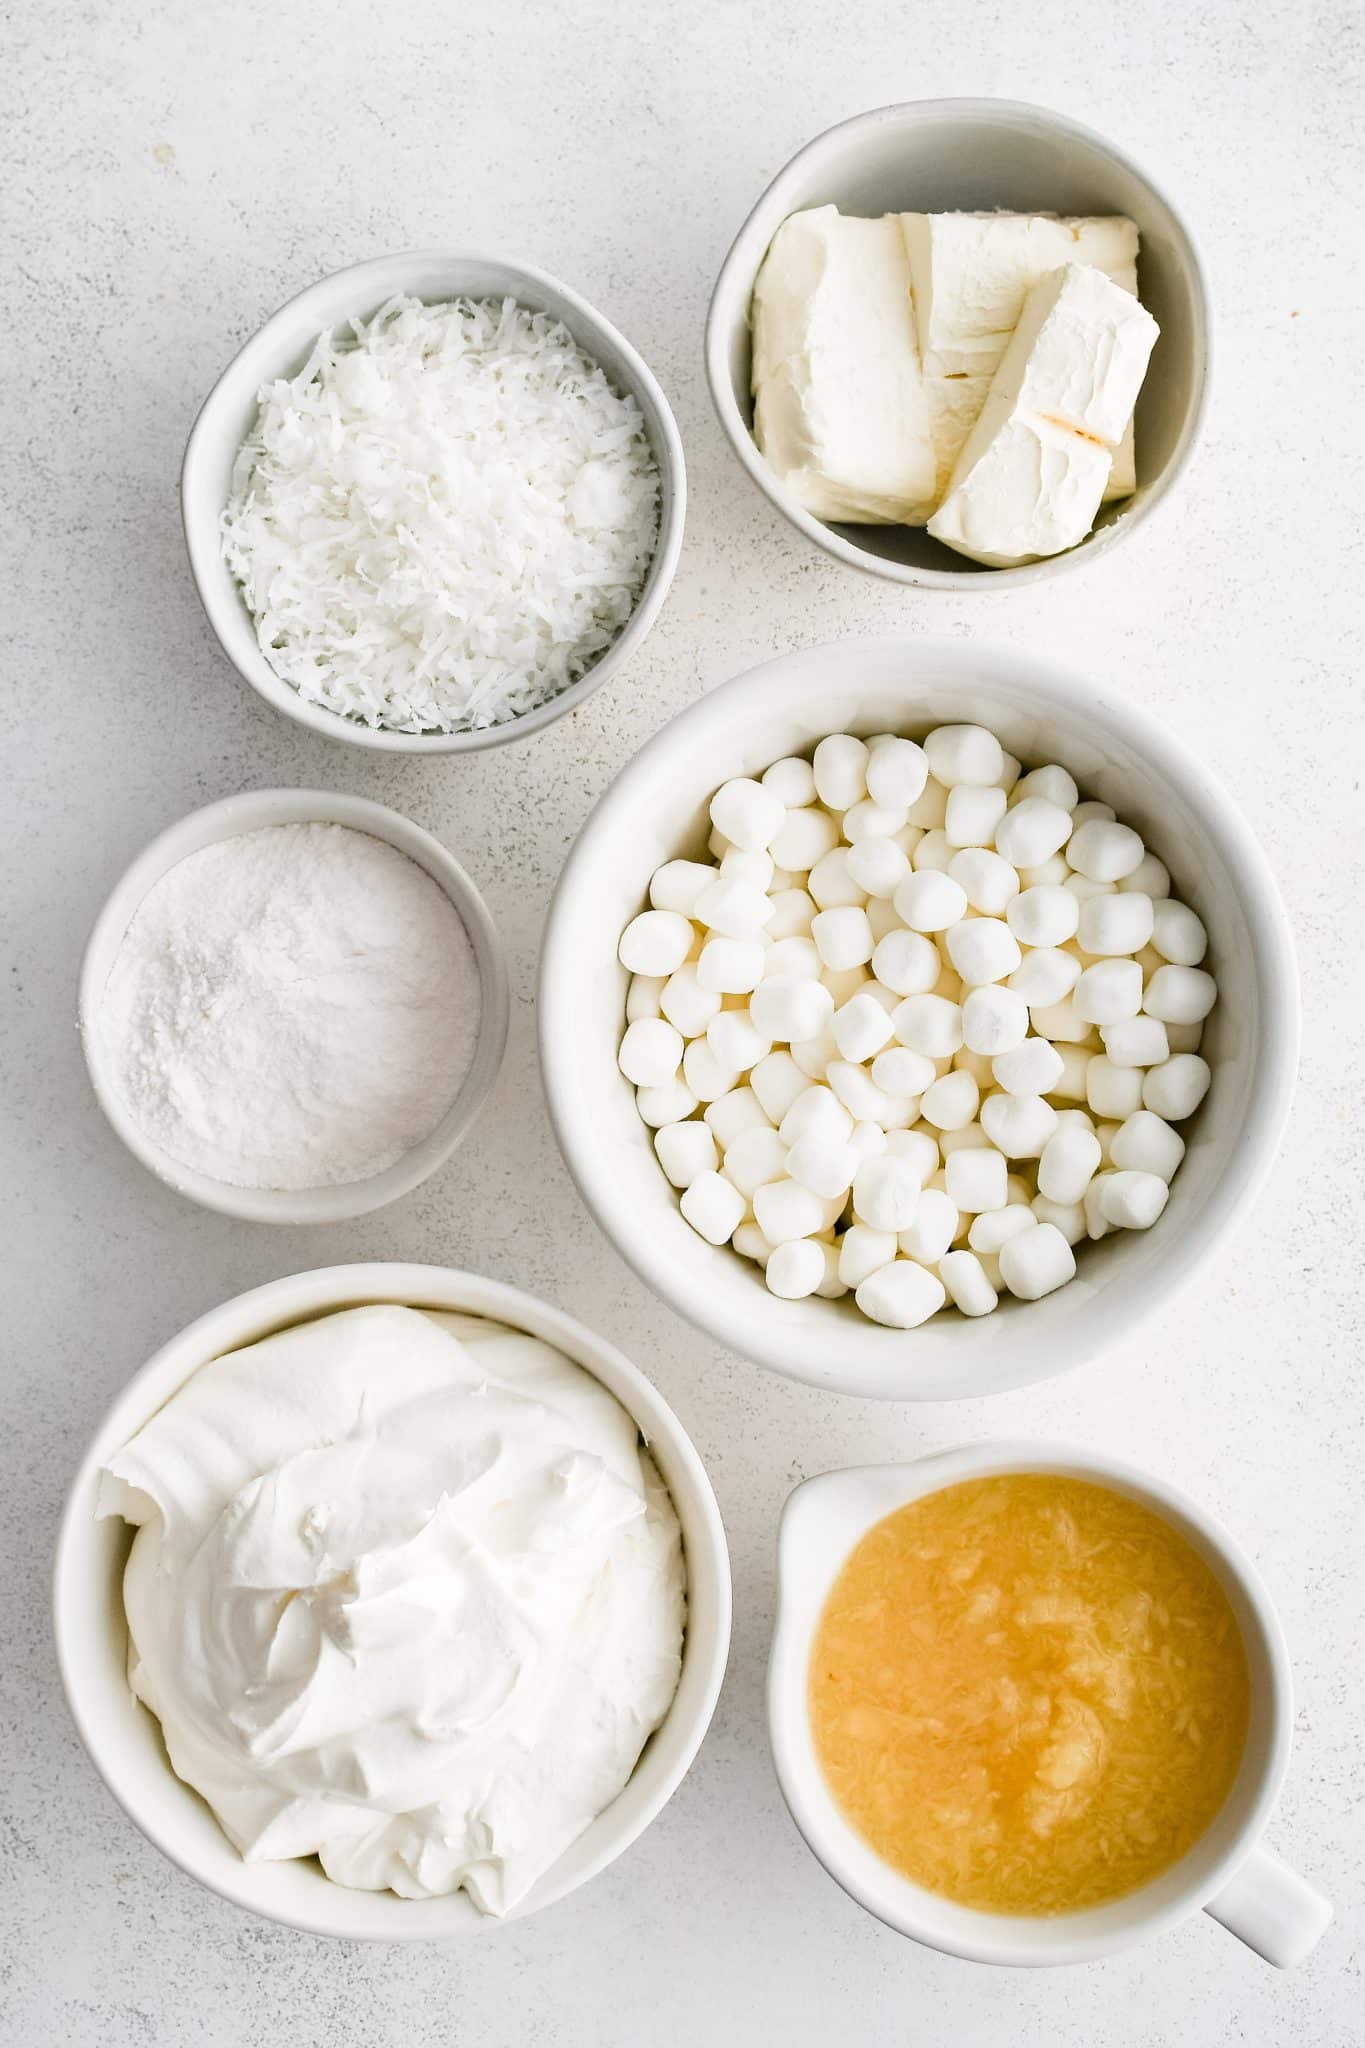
54;1264;731;1938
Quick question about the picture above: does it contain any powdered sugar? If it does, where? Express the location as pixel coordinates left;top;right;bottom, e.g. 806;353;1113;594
96;824;481;1189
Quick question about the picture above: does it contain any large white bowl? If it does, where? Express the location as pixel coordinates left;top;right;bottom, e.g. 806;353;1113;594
183;251;686;752
79;790;510;1223
539;638;1298;1401
53;1263;732;1939
706;99;1210;590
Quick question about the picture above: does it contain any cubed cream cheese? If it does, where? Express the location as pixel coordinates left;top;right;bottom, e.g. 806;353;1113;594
926;262;1159;568
901;213;1141;501
751;205;937;525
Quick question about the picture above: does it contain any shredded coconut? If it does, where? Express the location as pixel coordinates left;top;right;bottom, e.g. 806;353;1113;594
96;824;481;1189
221;296;660;733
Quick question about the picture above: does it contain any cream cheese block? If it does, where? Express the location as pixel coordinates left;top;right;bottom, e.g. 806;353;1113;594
751;205;937;525
901;213;1141;502
927;262;1159;569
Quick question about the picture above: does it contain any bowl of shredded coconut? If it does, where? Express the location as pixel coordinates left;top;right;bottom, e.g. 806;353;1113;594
182;253;685;750
79;790;510;1220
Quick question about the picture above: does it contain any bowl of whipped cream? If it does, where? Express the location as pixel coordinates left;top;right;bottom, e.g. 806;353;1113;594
54;1264;731;1937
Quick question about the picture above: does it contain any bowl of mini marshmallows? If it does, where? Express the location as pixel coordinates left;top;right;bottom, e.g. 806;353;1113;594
539;638;1298;1401
182;252;686;751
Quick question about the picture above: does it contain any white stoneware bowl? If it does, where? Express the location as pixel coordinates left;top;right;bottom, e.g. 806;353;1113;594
53;1263;732;1940
706;99;1210;589
770;1442;1332;1968
539;638;1298;1401
79;790;510;1222
183;250;686;750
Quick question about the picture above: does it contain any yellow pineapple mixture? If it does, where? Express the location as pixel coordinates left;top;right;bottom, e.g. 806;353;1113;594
809;1475;1250;1914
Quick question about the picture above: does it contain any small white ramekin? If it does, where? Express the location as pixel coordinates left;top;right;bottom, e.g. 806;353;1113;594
538;637;1299;1402
706;99;1210;589
79;790;509;1222
53;1262;732;1940
183;250;686;751
769;1442;1331;1969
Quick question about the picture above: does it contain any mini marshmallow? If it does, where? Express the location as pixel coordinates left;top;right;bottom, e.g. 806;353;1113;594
790;1028;838;1079
992;1037;1065;1097
707;1009;771;1073
1067;817;1144;882
865;896;904;942
893;992;965;1059
1109;1110;1186;1182
1019;853;1072;889
751;976;835;1044
635;1077;699;1126
1084;1055;1144;1121
953;1045;997;1088
832;990;897;1063
844;798;910;844
1165;1020;1205;1054
921;1069;981;1131
812;733;870;811
1012;764;1079;812
850;1119;889;1159
855;1259;947;1329
838;1224;898;1288
765;1239;826;1299
679;1171;747;1246
894;868;969;933
682;1037;741;1103
821;963;870;1008
968;1203;1037;1254
695;876;775;938
937;1122;991;1156
619;909;694;976
1073;958;1144;1025
871;928;940;997
696;935;766;995
649;860;715;915
1077;891;1155;957
1050;1044;1093;1103
769;805;839;874
1101;1016;1170;1068
995;797;1073;870
1095;1121;1120;1164
812;905;875;971
1037;1125;1102;1203
1070;800;1116;828
852;1154;925;1232
704;1086;771;1149
749;1051;807;1125
962;984;1030;1056
911;829;955;873
900;1187;958;1262
949;847;1019;914
980;1090;1058;1160
753;1176;827;1243
924;724;1004;788
1008;948;1082;1007
1117;852;1170;898
618;1017;684;1086
763;935;822;981
1064;873;1116;904
872;1046;937;1098
654;1120;719;1189
887;1127;941;1178
808;848;869;910
1007;884;1079;948
710;777;784;852
998;1221;1076;1300
766;887;818;940
906;777;949;828
1151;901;1209;967
1143;1053;1212;1122
762;755;817;808
813;1240;848;1299
1143;965;1218;1025
866;736;930;809
719;847;775;892
946;918;1021;986
1099;1169;1170;1230
1084;1172;1116;1239
998;752;1022;794
722;1126;789;1199
1028;996;1096;1045
731;1220;771;1265
779;1084;854;1149
828;1060;907;1127
626;974;665;1022
945;783;1008;848
1030;1195;1086;1245
785;1134;861;1200
945;1146;1008;1213
939;1249;999;1316
846;834;911;897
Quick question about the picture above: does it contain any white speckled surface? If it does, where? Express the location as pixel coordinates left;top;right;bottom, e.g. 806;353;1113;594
3;1;1362;2040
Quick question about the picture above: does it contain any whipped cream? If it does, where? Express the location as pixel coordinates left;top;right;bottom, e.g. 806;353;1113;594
99;1304;685;1914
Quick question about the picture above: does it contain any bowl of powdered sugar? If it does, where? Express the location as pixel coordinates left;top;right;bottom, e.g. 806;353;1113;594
79;791;509;1221
182;252;686;751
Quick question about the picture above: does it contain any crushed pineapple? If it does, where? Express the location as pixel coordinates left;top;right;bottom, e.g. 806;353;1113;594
809;1475;1249;1915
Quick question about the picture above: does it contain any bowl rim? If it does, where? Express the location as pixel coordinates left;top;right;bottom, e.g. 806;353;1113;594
52;1261;733;1939
538;635;1300;1400
78;789;511;1222
182;248;687;752
704;96;1213;591
767;1439;1294;1966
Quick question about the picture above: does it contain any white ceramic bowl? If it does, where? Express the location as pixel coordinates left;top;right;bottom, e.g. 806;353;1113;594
706;99;1210;590
183;250;686;751
539;638;1298;1401
79;790;509;1222
53;1262;732;1939
769;1442;1331;1968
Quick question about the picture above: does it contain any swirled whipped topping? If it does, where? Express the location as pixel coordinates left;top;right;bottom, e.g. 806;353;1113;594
99;1304;685;1914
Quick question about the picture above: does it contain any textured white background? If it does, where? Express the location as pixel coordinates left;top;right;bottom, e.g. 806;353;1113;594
2;2;1362;2042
